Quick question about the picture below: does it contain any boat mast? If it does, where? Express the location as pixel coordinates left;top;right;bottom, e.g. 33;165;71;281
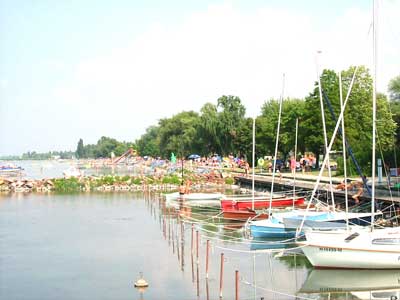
292;118;298;209
339;71;349;230
296;69;359;236
268;74;285;215
315;51;335;209
371;0;377;231
252;117;256;210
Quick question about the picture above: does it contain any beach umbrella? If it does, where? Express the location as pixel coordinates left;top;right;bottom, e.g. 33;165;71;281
188;154;200;160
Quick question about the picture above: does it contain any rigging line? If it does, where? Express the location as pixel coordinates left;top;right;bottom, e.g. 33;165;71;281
180;217;245;231
339;71;350;230
387;98;399;188
376;130;395;202
297;66;360;236
316;51;336;210
213;244;304;254
376;132;399;222
371;0;378;231
269;73;285;216
292;118;299;209
188;223;299;247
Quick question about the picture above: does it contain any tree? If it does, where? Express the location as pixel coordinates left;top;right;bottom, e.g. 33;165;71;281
76;138;85;159
389;75;400;101
301;66;396;174
258;98;305;160
233;117;253;162
216;95;246;156
157;111;200;158
93;136;121;158
388;75;400;160
198;102;220;155
135;126;160;157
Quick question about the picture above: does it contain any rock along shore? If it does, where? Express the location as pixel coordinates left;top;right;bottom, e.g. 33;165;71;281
0;173;234;193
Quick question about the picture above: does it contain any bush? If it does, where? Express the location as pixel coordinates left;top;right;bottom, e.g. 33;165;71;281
225;177;235;185
53;177;84;192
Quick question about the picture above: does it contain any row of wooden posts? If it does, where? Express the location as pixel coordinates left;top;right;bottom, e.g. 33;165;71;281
156;199;241;300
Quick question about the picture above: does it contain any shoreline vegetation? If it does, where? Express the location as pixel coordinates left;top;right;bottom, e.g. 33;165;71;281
0;173;236;193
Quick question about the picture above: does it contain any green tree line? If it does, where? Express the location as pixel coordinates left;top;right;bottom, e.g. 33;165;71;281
75;136;135;159
129;66;399;175
0;151;75;160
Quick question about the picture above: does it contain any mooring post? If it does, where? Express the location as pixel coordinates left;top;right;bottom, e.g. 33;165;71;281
191;223;194;254
205;239;210;278
219;253;224;298
168;207;171;241
196;230;199;264
235;270;239;300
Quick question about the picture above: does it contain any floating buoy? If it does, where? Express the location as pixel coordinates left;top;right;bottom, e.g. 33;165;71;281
134;272;149;288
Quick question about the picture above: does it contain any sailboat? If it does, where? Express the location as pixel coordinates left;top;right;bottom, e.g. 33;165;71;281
298;0;400;269
221;118;277;221
248;76;341;239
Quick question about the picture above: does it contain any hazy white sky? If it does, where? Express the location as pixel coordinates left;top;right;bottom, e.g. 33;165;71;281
1;0;399;155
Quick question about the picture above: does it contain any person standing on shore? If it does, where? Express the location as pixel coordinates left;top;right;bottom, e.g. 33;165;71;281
244;161;250;177
290;156;296;176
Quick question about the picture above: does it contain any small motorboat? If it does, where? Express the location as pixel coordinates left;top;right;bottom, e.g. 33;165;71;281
63;166;83;178
165;192;225;202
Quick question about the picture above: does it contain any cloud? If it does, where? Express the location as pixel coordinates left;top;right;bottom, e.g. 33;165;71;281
51;2;400;145
74;3;318;119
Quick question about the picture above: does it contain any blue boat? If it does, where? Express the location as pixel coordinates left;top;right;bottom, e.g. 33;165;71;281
283;211;380;230
250;213;299;239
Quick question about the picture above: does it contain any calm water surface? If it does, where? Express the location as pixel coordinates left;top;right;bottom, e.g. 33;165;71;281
1;192;400;300
2;160;141;179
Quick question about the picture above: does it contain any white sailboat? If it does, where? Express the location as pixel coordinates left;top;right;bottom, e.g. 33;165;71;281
298;0;400;269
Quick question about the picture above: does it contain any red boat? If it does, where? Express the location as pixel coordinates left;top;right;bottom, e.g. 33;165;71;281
222;208;268;221
220;195;305;211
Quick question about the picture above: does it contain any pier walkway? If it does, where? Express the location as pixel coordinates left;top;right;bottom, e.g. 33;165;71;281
234;172;400;204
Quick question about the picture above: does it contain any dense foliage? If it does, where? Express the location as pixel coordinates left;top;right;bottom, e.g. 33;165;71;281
75;136;135;159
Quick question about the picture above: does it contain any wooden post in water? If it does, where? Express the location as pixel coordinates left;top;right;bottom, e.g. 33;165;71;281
205;240;210;278
172;219;175;254
196;230;199;264
219;253;224;298
235;270;239;300
180;220;185;271
206;278;210;300
191;223;194;254
196;263;200;297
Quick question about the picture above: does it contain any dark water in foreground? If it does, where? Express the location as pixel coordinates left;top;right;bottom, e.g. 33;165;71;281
1;192;400;300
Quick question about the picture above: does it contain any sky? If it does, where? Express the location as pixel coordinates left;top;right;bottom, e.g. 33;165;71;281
1;0;399;156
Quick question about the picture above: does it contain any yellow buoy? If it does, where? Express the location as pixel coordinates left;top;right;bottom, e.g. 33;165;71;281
134;272;149;288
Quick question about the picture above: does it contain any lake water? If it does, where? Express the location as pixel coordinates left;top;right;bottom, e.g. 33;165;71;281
1;160;142;180
1;192;400;300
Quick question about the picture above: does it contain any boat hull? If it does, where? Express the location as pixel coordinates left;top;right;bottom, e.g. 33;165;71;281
222;209;268;220
284;212;380;230
166;192;224;202
221;196;305;211
250;216;298;238
299;228;400;269
250;224;297;238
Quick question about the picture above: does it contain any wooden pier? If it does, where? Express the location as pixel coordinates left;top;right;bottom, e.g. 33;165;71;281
234;172;400;205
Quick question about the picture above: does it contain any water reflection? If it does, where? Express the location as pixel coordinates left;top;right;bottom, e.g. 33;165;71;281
153;192;311;299
250;237;297;251
299;269;400;299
